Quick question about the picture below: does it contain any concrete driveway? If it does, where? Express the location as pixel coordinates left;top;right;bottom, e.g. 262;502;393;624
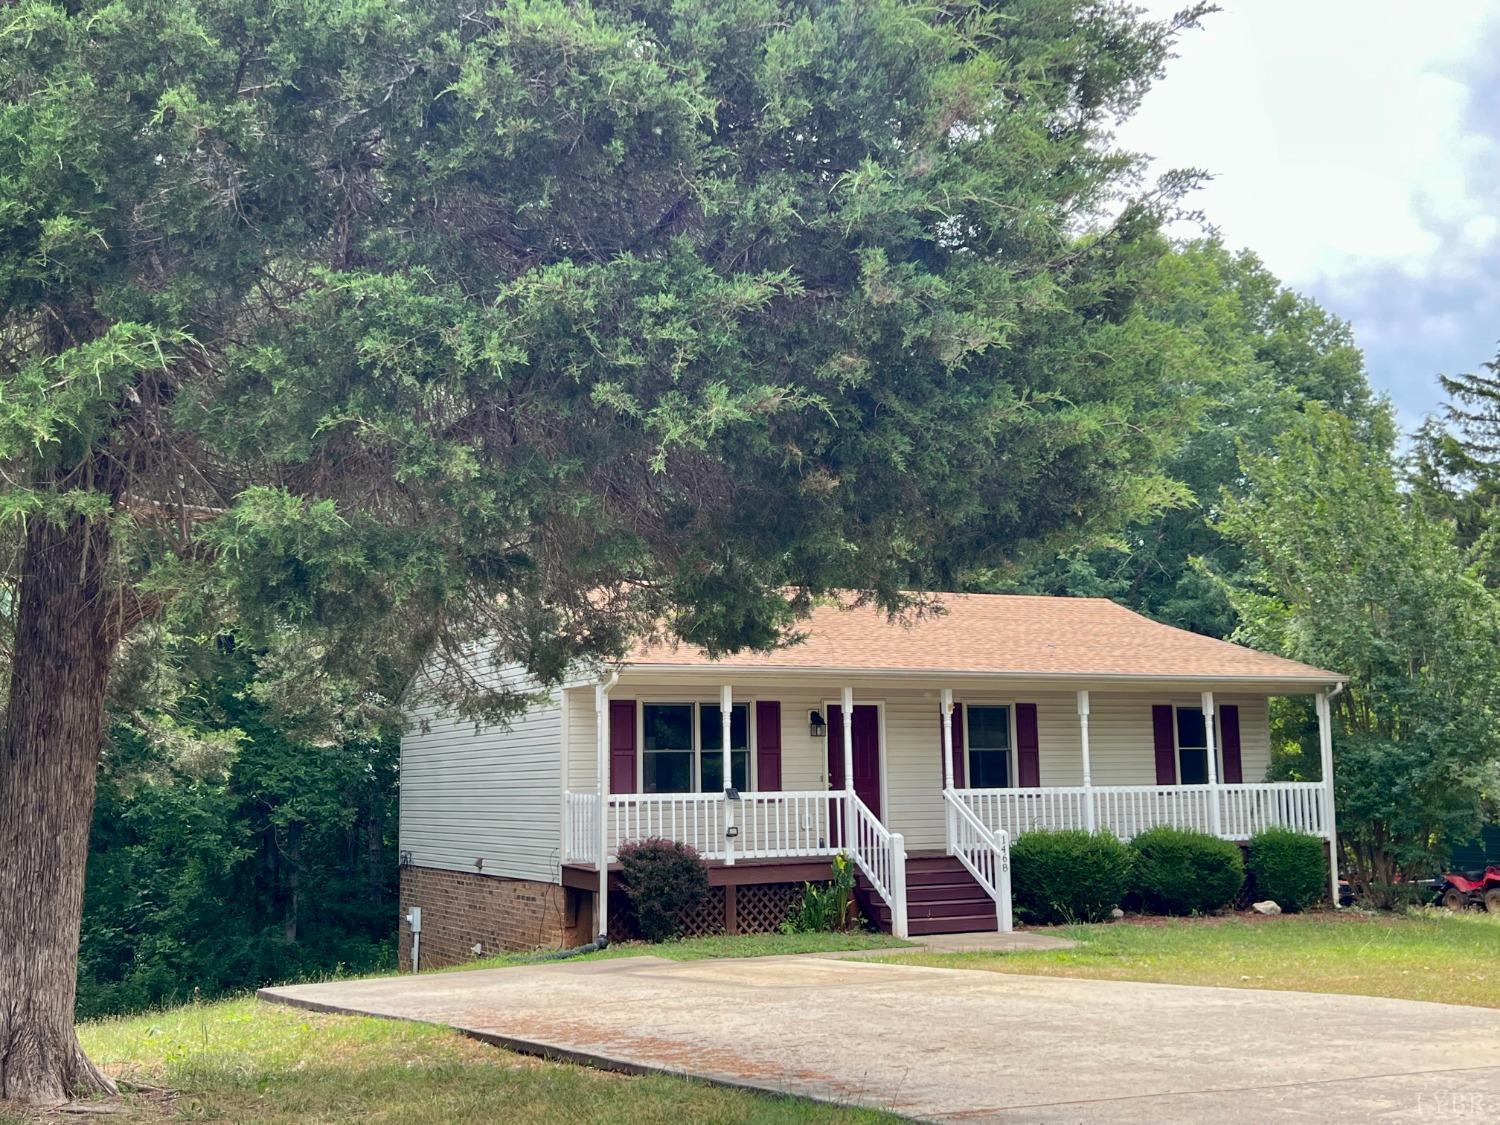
261;953;1500;1122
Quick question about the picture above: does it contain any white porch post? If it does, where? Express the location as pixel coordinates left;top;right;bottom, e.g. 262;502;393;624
1317;690;1341;907
1078;690;1095;832
1202;690;1222;837
720;684;735;866
841;686;856;846
941;688;956;853
594;680;612;940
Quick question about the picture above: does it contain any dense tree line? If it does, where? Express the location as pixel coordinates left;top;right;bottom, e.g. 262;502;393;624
78;640;397;1018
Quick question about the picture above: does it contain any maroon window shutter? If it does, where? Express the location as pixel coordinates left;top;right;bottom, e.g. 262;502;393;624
755;700;782;790
1219;704;1243;784
940;706;966;787
1015;703;1040;788
1152;704;1177;785
608;699;637;794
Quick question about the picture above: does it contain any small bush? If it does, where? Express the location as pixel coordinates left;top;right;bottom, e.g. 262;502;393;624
617;838;710;942
781;853;862;933
1010;829;1132;924
1248;828;1327;911
1129;826;1244;915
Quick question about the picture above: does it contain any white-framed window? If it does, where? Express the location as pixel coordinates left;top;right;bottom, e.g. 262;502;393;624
640;701;751;794
1175;706;1210;785
964;703;1012;788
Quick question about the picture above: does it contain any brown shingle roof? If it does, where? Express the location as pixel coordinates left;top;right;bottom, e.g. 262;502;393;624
624;594;1341;683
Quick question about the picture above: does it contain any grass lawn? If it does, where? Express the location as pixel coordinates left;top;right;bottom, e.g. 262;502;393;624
1;932;904;1124
453;929;909;972
890;908;1500;1008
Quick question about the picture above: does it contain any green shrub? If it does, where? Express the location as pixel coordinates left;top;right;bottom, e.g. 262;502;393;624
781;853;862;933
617;838;710;942
1248;828;1327;911
1009;829;1132;924
1129;826;1244;915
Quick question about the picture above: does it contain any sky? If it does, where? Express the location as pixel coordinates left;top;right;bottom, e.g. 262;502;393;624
1118;1;1500;430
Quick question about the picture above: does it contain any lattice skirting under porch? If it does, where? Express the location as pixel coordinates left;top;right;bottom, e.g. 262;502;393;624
607;880;806;941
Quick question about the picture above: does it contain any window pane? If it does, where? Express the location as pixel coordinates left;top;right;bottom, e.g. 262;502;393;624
1179;747;1209;786
644;704;693;751
1176;707;1207;749
967;706;1010;750
643;751;693;793
700;703;749;751
970;748;1010;788
702;749;751;793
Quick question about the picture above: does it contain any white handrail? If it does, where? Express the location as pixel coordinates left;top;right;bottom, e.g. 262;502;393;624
943;789;1013;932
845;794;908;939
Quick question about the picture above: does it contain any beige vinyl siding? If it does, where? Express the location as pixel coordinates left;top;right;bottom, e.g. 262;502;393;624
566;676;1279;851
400;661;563;884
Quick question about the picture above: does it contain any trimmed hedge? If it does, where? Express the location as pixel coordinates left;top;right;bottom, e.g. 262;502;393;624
617;838;709;942
1129;826;1243;915
1248;828;1327;911
1010;829;1132;924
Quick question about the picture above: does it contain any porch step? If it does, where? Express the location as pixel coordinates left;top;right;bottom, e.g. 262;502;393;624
907;913;1003;936
856;854;999;936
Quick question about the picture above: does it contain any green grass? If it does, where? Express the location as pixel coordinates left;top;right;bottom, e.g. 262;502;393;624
0;932;905;1123
449;929;909;972
0;996;898;1124
890;908;1500;1008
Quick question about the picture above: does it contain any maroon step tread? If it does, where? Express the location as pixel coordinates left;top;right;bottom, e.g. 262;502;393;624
906;883;993;905
907;914;1001;935
854;853;998;934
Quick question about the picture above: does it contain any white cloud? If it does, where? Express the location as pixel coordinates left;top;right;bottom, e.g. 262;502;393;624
1117;1;1500;423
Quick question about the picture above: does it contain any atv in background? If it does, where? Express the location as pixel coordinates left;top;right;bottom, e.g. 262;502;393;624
1433;865;1500;913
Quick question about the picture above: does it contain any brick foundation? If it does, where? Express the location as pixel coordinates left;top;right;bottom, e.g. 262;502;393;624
397;866;593;969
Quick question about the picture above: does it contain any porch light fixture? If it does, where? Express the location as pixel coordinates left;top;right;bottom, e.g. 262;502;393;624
809;710;827;738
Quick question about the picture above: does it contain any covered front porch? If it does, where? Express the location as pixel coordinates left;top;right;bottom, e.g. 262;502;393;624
561;674;1341;939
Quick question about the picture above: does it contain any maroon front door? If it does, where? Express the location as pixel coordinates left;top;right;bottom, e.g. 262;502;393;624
828;705;882;844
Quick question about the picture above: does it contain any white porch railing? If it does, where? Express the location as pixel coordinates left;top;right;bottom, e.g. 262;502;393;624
942;789;1012;932
564;789;908;937
564;790;600;864
563;790;842;864
845;794;908;939
1216;782;1328;839
956;781;1328;842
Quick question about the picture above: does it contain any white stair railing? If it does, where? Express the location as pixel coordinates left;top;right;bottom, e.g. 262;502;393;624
845;794;908;939
943;789;1013;932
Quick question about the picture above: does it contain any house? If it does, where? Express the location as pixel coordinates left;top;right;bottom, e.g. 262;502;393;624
398;593;1343;966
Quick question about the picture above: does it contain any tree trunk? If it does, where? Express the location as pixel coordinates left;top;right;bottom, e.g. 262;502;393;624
0;510;120;1105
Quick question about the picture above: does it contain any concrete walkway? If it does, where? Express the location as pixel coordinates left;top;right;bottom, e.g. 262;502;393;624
261;954;1500;1122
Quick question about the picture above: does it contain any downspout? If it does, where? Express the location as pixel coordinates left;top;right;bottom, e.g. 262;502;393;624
595;671;619;945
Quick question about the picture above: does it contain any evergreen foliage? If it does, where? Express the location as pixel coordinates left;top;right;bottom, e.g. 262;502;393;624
0;1;1217;1094
1009;829;1132;924
1246;828;1327;913
1128;826;1243;915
